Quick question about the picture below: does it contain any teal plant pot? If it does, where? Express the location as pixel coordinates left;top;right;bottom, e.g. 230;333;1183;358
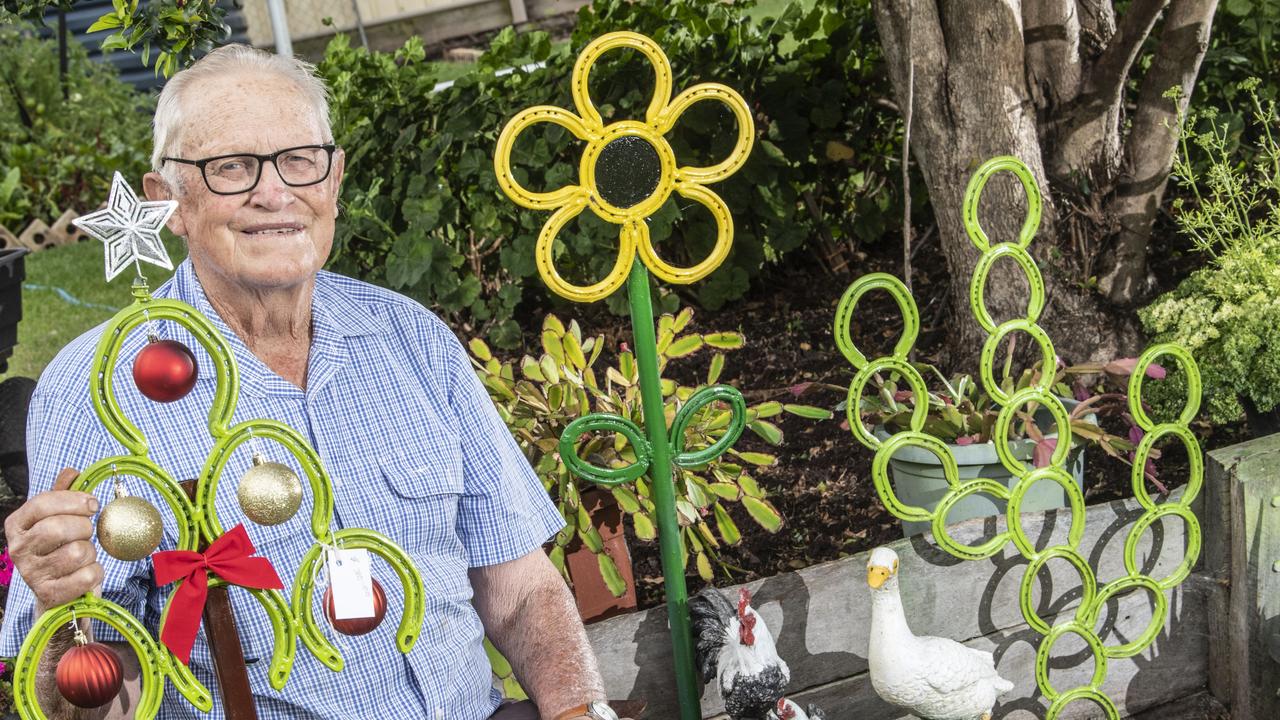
875;401;1089;537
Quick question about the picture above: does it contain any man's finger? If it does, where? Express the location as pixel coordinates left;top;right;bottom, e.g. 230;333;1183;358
41;540;98;576
51;467;81;492
8;491;99;533
34;563;104;609
19;516;95;558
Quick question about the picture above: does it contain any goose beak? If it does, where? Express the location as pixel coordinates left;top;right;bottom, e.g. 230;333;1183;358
867;565;890;589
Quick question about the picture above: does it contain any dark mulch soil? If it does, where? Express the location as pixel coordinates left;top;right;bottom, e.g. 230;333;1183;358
548;239;1253;610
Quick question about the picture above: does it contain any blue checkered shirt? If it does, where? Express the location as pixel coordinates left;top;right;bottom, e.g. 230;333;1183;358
0;260;564;719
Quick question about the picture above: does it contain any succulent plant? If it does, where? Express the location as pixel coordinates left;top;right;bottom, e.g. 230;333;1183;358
468;309;830;593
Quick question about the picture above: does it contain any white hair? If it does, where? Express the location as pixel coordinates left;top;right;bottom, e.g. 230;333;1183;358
152;44;333;192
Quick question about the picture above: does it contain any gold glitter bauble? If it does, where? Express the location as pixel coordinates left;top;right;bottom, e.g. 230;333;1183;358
238;454;303;526
97;496;163;562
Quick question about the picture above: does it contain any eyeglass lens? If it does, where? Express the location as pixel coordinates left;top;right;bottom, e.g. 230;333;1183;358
205;147;331;193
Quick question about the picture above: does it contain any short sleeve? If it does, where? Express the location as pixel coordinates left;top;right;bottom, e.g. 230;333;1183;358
0;385;154;655
443;334;564;567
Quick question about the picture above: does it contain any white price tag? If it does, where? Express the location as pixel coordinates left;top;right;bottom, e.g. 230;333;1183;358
326;548;375;620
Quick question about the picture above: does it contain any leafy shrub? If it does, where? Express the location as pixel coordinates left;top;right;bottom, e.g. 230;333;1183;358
321;0;898;348
0;22;153;228
1196;0;1280;109
2;1;231;77
469;308;829;589
1140;80;1280;424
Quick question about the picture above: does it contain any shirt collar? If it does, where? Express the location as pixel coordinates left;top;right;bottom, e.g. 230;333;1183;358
161;260;386;397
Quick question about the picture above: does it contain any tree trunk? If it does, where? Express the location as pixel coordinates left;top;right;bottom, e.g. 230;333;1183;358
1099;0;1218;304
875;0;1131;365
872;0;1217;366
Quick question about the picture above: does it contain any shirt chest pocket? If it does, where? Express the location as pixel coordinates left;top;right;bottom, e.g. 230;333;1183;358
366;445;465;555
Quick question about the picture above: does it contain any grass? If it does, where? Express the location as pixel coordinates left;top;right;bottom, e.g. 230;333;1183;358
0;234;187;382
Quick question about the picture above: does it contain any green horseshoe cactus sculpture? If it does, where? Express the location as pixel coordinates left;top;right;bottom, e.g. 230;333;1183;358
838;156;1203;719
494;31;754;719
11;174;426;720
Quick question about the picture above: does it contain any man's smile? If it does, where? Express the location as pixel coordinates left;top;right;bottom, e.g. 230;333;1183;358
239;222;304;237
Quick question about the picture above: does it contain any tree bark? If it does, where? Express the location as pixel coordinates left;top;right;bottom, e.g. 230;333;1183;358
872;0;1218;366
1045;0;1166;183
1099;0;1219;305
873;0;1141;366
1023;0;1084;114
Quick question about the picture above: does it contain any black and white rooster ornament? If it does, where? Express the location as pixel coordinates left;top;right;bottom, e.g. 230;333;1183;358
689;587;790;719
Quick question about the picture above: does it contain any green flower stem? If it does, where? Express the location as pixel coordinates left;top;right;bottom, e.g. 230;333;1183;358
627;262;700;720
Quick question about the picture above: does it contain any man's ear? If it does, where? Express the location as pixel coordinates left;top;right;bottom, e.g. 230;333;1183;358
143;171;187;237
329;147;346;213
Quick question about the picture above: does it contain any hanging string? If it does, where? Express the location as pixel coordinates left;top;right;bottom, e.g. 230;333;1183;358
142;308;160;341
312;535;353;658
68;608;88;645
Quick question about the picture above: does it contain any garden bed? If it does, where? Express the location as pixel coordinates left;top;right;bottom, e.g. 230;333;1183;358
537;237;1252;611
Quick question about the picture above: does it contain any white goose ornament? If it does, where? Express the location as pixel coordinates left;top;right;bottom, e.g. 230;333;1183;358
866;546;1014;720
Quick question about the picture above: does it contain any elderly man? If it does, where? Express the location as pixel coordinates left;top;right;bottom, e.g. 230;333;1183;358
1;44;621;720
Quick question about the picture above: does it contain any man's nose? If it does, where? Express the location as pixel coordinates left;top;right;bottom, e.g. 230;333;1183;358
249;160;296;208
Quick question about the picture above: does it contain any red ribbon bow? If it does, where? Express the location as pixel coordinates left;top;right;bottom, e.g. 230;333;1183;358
152;523;284;664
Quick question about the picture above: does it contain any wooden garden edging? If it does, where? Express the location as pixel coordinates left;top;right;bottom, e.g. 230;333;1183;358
586;490;1218;719
1204;432;1280;720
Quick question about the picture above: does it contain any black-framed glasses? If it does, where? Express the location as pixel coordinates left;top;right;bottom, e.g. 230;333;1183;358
162;144;337;195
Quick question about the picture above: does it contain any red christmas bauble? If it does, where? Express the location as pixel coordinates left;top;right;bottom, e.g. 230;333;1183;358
56;642;123;709
133;338;198;403
323;579;387;636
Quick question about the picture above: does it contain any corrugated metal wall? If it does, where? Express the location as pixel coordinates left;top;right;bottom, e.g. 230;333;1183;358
41;0;250;91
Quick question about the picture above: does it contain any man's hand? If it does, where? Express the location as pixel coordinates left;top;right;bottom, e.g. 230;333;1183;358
4;468;103;611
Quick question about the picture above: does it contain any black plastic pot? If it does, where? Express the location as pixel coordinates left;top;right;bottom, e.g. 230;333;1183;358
0;247;26;374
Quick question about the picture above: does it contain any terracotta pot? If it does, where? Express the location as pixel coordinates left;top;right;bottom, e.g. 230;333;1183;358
563;490;637;623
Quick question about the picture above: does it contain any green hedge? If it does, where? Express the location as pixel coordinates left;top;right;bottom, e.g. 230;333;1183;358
0;22;153;229
321;0;899;348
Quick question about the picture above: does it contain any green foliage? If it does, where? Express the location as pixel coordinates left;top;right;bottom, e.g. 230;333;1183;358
1141;82;1280;424
1197;0;1280;108
469;308;820;588
483;637;527;701
321;0;898;348
1183;0;1280;190
1;0;229;76
0;22;153;227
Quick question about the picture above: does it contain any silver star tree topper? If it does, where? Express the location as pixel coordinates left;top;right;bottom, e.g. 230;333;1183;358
73;172;177;282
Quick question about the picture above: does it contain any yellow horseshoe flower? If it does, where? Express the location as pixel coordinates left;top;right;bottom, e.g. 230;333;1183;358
494;31;755;303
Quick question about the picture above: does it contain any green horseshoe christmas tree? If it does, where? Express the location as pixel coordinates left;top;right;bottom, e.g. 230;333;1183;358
11;173;427;720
